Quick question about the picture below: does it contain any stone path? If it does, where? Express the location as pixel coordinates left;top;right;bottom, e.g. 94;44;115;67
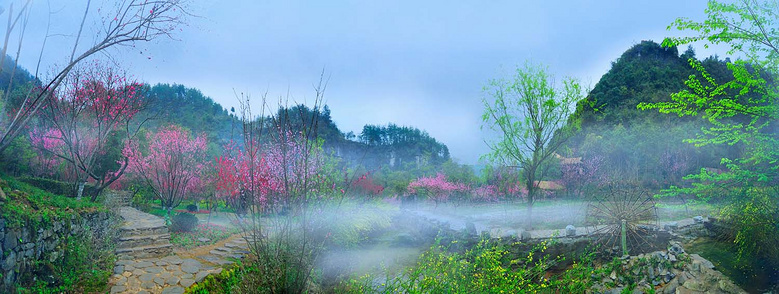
116;207;173;259
109;207;251;294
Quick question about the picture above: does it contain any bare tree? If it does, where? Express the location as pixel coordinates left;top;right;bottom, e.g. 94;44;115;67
0;0;190;154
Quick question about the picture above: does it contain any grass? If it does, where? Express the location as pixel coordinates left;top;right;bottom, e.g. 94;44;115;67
0;174;104;229
0;174;114;293
170;223;239;249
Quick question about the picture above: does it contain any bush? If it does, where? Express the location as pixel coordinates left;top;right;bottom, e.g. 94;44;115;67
187;204;198;212
18;176;97;198
170;223;238;249
170;212;199;233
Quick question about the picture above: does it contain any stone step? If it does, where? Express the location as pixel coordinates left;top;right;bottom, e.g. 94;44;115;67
119;224;169;238
116;243;173;259
117;233;171;249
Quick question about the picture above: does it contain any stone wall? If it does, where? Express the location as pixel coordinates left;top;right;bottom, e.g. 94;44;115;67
0;210;116;291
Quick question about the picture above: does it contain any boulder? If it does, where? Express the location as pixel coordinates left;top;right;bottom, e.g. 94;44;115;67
465;221;477;236
693;216;704;224
520;230;531;241
565;225;576;237
664;222;678;231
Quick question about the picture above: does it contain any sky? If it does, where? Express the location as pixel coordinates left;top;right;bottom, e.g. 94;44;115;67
10;0;729;165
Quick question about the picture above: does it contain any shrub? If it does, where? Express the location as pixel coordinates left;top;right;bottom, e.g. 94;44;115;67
170;223;238;249
186;204;198;212
18;176;97;198
170;212;199;233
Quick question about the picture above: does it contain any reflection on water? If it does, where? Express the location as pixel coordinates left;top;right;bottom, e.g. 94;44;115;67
685;237;778;294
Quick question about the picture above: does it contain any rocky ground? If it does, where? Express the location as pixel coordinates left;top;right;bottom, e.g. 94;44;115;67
592;241;746;294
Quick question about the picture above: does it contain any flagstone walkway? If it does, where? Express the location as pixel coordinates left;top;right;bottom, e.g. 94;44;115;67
109;208;251;294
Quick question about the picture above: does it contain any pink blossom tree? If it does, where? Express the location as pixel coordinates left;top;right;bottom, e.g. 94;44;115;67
125;125;207;221
0;0;189;155
28;128;64;177
560;155;605;198
407;173;470;206
33;62;146;200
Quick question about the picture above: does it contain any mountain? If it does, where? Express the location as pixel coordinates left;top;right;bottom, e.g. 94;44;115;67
563;41;740;187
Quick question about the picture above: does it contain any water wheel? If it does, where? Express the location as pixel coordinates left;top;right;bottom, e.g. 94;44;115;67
585;186;659;256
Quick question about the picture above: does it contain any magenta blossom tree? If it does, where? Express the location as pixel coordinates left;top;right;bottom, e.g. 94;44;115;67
214;141;273;215
125;125;207;221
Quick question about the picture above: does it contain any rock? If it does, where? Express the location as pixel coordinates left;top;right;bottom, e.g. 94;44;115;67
146;266;164;273
565;225;576;237
502;229;517;238
133;268;146;276
113;265;124;274
181;264;200;274
693;216;704;224
115;276;127;286
180;278;195;287
610;270;617;280
197;237;211;243
166;276;181;286
154;276;165;285
4;229;18;249
195;271;210;282
139;273;156;282
682;279;707;292
110;285;127;294
669;242;684;255
717;279;741;293
664;222;679;231
663;277;679;294
465;221;477;236
162;255;184;265
141;281;156;289
161;286;185;294
3;251;16;271
0;188;6;202
135;260;154;268
690;254;715;270
520;230;531;241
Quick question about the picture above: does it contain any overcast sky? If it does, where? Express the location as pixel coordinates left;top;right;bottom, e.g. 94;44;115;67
12;0;727;164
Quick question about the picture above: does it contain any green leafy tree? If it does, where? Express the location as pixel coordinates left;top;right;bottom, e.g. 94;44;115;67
481;62;584;229
640;0;778;263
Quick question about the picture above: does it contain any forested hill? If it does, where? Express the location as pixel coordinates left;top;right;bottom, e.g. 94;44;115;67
562;40;742;187
0;55;36;90
573;40;695;127
0;55;451;171
142;83;238;150
139;83;450;170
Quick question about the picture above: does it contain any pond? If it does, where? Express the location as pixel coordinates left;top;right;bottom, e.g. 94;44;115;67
685;237;778;294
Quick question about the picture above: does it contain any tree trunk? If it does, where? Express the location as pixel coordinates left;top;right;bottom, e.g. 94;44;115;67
76;181;85;200
526;185;536;230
